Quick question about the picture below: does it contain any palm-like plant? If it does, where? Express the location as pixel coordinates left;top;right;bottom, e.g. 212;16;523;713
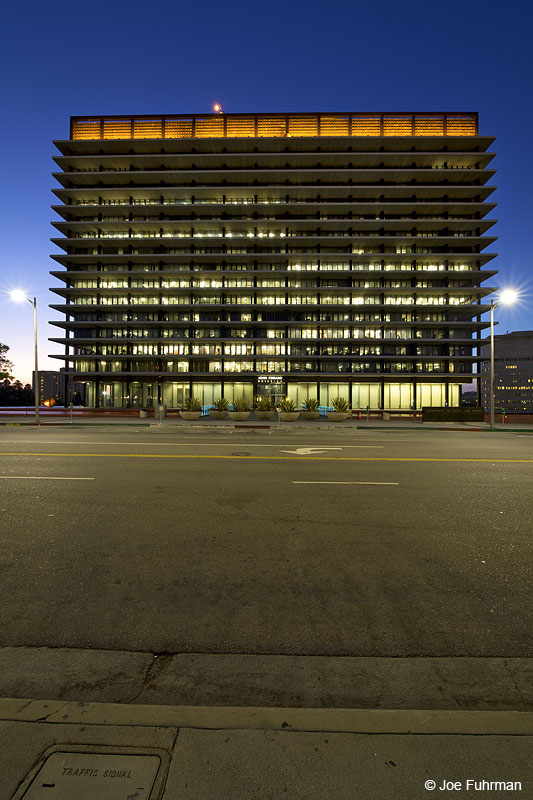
232;396;250;412
331;396;350;413
302;397;319;412
183;396;202;411
280;397;297;412
255;395;274;411
212;397;230;411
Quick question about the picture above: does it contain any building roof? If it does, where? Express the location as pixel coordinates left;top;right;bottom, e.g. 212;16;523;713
68;112;479;141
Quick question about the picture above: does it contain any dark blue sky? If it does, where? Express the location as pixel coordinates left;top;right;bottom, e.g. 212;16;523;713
1;0;531;383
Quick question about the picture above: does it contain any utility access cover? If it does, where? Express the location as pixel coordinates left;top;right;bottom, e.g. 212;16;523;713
22;752;160;799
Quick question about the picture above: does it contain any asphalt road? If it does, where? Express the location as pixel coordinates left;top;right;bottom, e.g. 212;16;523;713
0;425;532;658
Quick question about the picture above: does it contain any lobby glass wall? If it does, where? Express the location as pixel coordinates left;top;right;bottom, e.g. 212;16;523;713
191;382;222;406
85;382;96;407
82;379;461;409
223;382;254;405
383;383;414;410
161;382;190;408
97;381;128;408
319;383;350;406
352;383;381;409
287;382;318;406
416;383;446;409
85;381;461;411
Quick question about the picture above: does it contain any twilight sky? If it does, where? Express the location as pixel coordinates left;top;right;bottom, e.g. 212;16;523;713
0;0;531;384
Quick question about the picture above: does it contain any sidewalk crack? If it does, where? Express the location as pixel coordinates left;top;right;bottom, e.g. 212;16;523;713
34;702;70;722
129;652;174;703
503;660;527;710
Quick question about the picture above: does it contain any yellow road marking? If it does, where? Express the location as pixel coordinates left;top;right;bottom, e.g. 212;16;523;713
0;452;532;463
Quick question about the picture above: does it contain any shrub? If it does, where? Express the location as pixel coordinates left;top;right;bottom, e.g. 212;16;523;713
212;397;230;411
232;396;250;412
183;396;202;411
302;397;319;412
255;395;274;411
280;397;297;412
331;396;350;413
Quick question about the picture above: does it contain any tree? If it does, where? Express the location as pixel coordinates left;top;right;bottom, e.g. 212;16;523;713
0;379;34;406
0;343;13;381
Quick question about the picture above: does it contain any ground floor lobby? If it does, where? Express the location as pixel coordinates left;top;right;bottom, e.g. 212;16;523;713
83;379;465;410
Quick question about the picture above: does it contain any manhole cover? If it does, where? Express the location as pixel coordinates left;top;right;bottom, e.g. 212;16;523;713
230;451;251;456
22;752;160;799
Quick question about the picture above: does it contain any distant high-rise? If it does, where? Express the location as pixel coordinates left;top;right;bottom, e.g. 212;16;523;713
50;111;497;409
481;331;533;412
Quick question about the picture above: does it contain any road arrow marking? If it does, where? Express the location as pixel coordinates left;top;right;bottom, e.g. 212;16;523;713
280;447;343;455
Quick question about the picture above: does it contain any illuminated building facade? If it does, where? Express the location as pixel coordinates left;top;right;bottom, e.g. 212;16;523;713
480;331;533;411
50;111;497;409
32;370;85;406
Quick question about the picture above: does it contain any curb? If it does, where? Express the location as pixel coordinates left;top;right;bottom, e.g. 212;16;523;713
1;420;532;432
355;426;533;432
0;422;150;427
1;699;532;735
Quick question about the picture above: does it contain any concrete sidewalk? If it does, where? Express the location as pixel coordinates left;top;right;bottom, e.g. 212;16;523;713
1;414;532;431
4;700;532;799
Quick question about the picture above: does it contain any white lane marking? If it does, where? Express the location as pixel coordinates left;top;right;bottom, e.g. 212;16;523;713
0;476;95;481
292;481;399;485
281;447;342;455
0;441;385;448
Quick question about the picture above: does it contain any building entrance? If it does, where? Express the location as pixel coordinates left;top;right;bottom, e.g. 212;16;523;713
257;376;285;404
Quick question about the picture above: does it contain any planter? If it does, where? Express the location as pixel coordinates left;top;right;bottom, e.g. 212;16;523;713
280;411;300;422
209;410;227;419
301;411;320;420
228;411;251;421
255;410;275;420
326;411;349;422
180;410;202;420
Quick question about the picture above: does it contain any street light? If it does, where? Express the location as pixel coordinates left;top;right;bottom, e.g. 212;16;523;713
10;290;39;424
489;289;518;429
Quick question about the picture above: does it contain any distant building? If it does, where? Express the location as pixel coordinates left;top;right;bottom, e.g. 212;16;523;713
50;111;497;409
480;331;533;411
461;389;478;406
32;369;85;405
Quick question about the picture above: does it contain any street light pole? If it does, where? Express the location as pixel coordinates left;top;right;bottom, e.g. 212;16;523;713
32;296;39;425
490;299;495;430
486;290;519;430
9;290;39;424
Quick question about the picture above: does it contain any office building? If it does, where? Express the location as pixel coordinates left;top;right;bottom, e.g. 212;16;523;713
32;370;85;406
50;111;497;409
480;330;533;411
